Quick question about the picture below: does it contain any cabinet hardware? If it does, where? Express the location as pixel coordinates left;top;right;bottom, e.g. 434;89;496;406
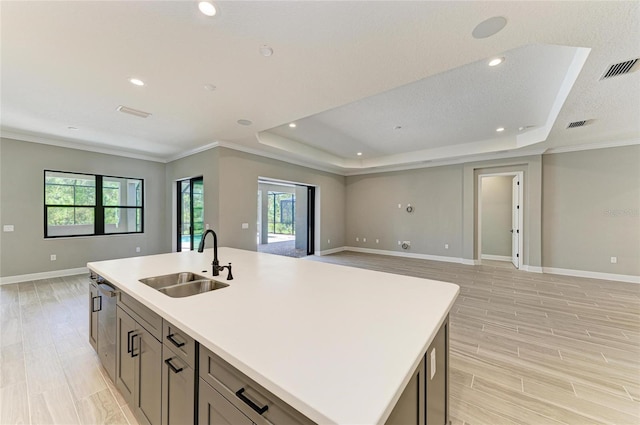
91;295;102;312
127;330;134;353
131;334;139;358
166;333;185;348
235;387;269;415
164;358;184;374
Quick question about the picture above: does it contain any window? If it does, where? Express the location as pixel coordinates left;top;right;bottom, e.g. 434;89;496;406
45;170;143;238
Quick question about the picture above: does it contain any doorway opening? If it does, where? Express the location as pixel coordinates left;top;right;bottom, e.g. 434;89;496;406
478;172;523;269
257;179;315;258
177;176;204;252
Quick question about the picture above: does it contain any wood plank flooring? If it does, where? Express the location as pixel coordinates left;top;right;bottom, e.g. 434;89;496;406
1;253;638;424
0;275;138;425
310;252;640;425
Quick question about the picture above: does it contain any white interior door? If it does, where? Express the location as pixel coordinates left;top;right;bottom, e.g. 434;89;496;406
511;176;520;268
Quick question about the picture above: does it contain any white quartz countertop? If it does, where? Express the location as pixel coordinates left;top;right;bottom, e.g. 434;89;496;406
87;248;459;425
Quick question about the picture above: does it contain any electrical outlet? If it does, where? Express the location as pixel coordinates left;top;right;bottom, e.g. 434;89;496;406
363;238;367;242
376;239;379;244
328;239;330;244
205;223;210;230
50;254;56;261
241;223;249;229
611;256;617;264
445;243;449;249
3;225;14;232
398;240;401;245
398;204;402;209
356;237;359;242
136;247;141;253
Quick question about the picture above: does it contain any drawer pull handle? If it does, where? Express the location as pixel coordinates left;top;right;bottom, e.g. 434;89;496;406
166;333;185;348
131;334;139;358
164;358;183;374
235;388;268;415
91;296;102;312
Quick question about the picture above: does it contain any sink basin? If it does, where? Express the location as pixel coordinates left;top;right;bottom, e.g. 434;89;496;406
139;272;209;289
158;280;229;298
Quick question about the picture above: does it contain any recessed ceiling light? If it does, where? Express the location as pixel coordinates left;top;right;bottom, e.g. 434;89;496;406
129;78;145;86
289;123;297;128
204;84;216;91
198;1;217;16
488;57;504;67
260;45;274;57
472;16;507;39
357;152;363;156
496;127;505;132
237;119;253;126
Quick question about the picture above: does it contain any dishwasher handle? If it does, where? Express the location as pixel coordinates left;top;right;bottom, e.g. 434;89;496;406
98;282;119;297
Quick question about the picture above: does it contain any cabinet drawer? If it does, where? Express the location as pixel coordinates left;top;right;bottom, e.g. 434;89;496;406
199;378;252;425
118;291;162;341
199;346;314;425
163;320;196;368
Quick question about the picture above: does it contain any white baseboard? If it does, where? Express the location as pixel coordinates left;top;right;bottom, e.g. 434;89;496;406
316;246;347;256
481;254;512;262
461;259;480;266
345;246;463;264
0;267;89;285
542;267;640;284
521;265;543;273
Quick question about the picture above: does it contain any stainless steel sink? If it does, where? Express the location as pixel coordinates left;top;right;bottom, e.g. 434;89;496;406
139;272;209;289
158;280;229;298
139;272;229;297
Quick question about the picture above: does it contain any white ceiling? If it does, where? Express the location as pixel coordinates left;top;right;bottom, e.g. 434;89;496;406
1;1;639;174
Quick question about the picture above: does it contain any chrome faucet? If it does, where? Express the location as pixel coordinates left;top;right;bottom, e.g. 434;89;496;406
198;229;232;280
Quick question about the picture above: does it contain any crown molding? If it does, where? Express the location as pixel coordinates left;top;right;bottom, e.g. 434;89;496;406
1;129;167;163
543;138;640;155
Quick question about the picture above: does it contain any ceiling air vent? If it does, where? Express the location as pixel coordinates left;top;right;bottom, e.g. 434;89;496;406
116;105;152;118
567;120;590;129
600;58;639;80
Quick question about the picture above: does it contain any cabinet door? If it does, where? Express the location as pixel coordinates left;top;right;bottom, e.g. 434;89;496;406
116;306;137;405
162;349;194;425
426;319;447;425
198;378;253;425
135;327;163;425
385;359;425;425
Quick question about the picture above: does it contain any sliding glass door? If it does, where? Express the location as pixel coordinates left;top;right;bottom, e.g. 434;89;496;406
177;177;203;251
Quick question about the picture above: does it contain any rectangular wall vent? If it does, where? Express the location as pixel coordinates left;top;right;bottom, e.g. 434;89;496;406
116;105;152;118
600;58;639;80
567;120;589;128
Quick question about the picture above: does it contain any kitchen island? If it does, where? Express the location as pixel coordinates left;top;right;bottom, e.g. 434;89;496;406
87;248;459;425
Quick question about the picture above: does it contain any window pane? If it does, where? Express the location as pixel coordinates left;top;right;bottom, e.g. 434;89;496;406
104;207;142;233
103;177;142;207
45;172;95;205
46;207;94;236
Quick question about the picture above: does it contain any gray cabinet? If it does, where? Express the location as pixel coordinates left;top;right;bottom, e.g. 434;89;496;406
199;378;253;425
385;359;425;425
116;306;163;425
162;329;195;425
200;346;314;425
385;315;449;425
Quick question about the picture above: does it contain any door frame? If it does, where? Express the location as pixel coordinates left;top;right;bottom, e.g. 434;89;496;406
176;176;203;252
477;171;524;269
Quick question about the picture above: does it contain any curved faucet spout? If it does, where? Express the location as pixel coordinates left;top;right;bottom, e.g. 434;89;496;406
198;229;220;276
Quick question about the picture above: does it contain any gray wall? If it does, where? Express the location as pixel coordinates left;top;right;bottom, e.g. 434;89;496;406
165;148;220;252
0;138;168;278
217;148;345;253
542;145;640;276
481;176;512;257
346;165;464;258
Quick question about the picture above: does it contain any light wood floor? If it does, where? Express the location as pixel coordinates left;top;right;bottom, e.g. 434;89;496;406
0;275;139;425
1;253;639;425
310;252;640;425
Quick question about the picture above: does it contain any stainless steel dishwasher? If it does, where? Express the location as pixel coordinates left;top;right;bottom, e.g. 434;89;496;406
91;275;119;381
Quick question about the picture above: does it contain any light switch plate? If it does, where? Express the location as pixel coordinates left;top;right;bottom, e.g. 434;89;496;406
3;225;14;232
242;223;249;229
